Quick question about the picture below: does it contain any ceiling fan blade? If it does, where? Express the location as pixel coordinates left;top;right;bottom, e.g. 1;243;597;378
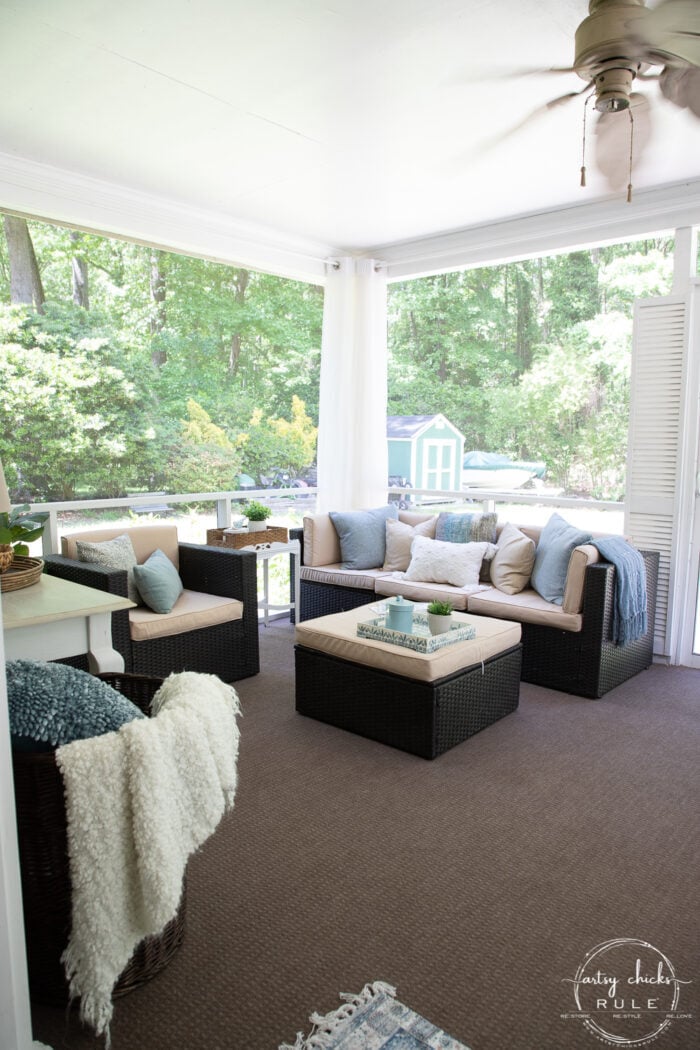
659;64;700;118
640;0;700;68
594;93;652;192
475;87;589;152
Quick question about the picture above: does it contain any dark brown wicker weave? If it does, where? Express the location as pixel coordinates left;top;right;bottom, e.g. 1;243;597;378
289;527;376;622
519;549;659;698
291;527;660;700
12;673;185;1006
295;643;522;759
43;541;260;681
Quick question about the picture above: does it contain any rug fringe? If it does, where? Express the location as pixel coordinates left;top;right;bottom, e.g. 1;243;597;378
279;981;397;1050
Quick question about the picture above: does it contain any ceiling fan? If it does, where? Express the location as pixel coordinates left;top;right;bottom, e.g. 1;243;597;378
488;0;700;200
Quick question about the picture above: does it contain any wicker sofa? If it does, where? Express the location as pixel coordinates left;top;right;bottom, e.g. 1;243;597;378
43;525;259;681
290;510;659;699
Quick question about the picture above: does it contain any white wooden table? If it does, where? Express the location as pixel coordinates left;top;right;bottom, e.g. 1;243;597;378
237;538;301;625
2;574;135;673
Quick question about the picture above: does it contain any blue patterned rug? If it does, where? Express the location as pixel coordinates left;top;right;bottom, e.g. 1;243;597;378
279;981;471;1050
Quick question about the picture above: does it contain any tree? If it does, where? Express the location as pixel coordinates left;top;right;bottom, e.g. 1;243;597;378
3;216;45;311
70;231;89;309
0;305;158;499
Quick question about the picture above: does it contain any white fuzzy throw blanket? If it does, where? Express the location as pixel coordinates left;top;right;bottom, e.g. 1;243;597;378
55;671;240;1045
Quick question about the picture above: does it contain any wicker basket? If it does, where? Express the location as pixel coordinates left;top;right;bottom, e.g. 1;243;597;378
207;525;289;548
0;555;44;592
12;672;186;1006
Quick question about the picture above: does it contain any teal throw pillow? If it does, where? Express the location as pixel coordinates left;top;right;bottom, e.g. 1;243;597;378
435;511;498;544
76;533;139;604
7;660;145;751
132;548;183;613
530;513;592;605
329;505;399;569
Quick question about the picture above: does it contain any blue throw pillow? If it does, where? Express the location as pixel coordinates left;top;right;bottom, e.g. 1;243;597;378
435;511;498;544
531;513;592;605
329;505;399;569
132;548;183;613
7;660;145;751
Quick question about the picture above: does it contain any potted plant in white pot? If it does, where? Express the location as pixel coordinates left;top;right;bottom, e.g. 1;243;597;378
427;600;454;635
0;504;49;573
245;500;272;533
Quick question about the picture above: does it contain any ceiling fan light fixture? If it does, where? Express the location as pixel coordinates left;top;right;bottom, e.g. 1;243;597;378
594;66;635;111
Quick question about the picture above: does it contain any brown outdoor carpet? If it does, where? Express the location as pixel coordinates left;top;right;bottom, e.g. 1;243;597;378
30;621;700;1050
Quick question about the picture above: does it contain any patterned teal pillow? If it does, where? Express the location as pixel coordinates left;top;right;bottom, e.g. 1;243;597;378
8;660;145;751
132;548;183;613
435;511;498;544
329;505;399;569
530;513;592;605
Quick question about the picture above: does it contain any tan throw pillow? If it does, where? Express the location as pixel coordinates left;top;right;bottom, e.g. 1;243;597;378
382;516;437;572
490;523;536;595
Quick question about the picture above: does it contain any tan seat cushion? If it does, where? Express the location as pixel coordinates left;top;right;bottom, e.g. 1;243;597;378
374;574;486;611
300;564;389;590
467;587;583;631
295;606;521;684
129;590;243;642
62;525;180;568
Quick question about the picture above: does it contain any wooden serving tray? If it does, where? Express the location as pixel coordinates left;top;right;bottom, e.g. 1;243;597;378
206;525;289;549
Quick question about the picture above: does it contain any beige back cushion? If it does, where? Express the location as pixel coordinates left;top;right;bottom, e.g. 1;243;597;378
303;514;341;567
562;544;600;614
61;525;180;569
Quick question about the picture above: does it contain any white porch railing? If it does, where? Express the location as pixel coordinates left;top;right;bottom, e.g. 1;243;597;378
26;485;623;556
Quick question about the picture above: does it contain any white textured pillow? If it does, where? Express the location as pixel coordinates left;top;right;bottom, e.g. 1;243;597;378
383;516;437;572
76;533;139;603
490;523;536;595
404;536;496;588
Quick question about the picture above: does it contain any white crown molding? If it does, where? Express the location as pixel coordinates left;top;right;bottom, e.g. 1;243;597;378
375;179;700;281
0;152;335;284
2;151;699;284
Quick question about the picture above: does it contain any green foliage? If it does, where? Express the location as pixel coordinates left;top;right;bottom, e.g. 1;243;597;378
245;499;271;521
427;600;453;616
238;396;317;479
0;304;160;499
388;239;674;497
0;504;49;554
1;214;323;501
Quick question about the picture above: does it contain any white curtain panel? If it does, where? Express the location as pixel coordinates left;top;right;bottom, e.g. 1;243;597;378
317;257;388;513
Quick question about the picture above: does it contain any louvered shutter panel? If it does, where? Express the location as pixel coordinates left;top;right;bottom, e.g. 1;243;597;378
626;294;689;657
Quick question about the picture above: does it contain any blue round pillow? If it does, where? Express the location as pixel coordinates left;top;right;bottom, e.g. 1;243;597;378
7;660;146;751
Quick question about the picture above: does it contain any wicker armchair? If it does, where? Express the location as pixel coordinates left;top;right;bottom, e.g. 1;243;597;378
43;525;259;681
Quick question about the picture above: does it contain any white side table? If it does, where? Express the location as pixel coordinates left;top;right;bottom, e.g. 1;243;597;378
2;574;135;673
238;539;301;626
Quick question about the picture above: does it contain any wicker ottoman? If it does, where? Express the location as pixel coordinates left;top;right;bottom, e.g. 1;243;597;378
295;607;522;759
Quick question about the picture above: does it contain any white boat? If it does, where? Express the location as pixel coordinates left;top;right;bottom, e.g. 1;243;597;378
461;451;546;490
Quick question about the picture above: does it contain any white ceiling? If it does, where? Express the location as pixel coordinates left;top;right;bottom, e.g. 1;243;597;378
1;0;700;255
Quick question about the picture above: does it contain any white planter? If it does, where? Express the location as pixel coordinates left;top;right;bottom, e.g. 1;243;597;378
247;521;268;532
427;612;453;635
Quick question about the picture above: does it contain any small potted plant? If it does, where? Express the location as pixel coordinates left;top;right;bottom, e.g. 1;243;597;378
245;499;272;533
427;599;454;636
0;504;49;572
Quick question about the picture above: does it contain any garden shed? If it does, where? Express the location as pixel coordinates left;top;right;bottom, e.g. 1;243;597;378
387;414;465;492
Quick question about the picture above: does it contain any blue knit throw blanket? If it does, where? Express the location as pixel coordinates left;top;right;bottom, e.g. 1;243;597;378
591;536;648;646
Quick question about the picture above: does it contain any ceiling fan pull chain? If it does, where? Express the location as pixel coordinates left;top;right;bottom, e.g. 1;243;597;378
580;94;593;187
627;107;634;203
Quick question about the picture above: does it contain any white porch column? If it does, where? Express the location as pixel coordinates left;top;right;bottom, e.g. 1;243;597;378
317;258;388;512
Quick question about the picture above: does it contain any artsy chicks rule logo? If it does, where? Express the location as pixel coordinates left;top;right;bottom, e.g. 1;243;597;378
561;938;692;1046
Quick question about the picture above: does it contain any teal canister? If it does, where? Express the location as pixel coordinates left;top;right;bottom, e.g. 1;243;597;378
385;595;414;633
